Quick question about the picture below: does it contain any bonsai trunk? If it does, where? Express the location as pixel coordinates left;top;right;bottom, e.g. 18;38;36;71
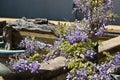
91;24;99;63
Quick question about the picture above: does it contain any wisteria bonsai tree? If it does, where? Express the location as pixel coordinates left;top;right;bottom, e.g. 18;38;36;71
8;0;120;80
46;0;119;80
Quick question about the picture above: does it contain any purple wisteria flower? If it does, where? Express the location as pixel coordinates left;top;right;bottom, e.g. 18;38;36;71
114;52;120;69
19;37;47;54
95;29;104;36
60;53;68;58
115;52;120;63
12;58;28;72
67;68;87;80
95;24;106;36
79;68;87;80
54;41;61;47
28;61;40;73
66;30;88;44
92;74;98;80
73;76;78;80
12;58;41;73
73;0;114;37
36;41;46;50
85;50;97;61
93;61;116;80
66;73;72;80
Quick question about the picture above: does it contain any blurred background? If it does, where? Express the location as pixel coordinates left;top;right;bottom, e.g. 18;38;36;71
0;0;119;25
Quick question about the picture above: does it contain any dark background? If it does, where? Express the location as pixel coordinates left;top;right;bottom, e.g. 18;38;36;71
0;0;119;25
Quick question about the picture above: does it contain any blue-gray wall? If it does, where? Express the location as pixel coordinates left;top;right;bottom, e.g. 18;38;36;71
0;0;75;21
112;0;120;25
0;0;120;25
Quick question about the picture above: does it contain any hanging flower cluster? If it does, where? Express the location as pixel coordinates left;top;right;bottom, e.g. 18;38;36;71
73;0;115;36
66;30;88;44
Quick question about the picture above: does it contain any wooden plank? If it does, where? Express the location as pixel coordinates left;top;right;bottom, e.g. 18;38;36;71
106;25;120;31
0;18;120;32
99;36;120;53
0;17;72;26
20;31;57;39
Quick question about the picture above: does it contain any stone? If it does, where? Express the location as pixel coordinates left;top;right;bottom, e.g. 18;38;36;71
34;18;48;24
0;63;12;76
2;57;69;80
99;36;120;53
0;17;58;50
10;17;58;36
